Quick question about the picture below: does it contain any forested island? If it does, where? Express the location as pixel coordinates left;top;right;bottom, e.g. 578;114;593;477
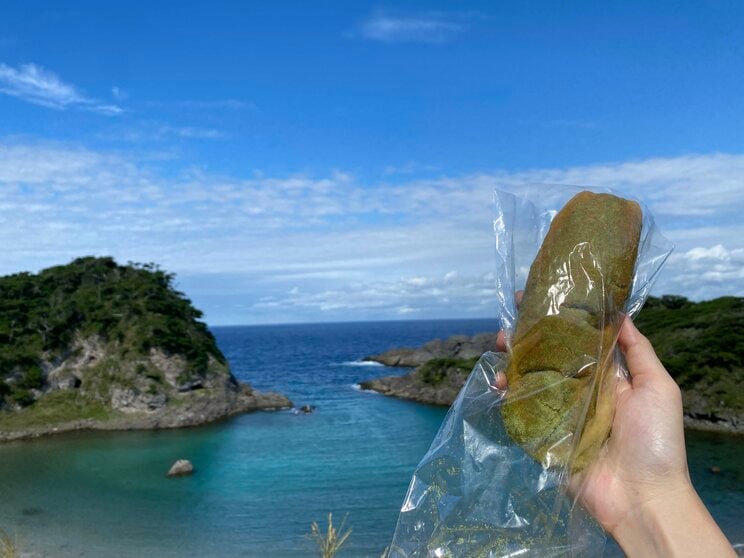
0;257;291;442
361;295;744;434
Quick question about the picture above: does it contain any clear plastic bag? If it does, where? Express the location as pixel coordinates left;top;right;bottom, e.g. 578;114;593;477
389;185;673;558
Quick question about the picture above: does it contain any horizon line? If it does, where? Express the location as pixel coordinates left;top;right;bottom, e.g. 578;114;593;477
207;315;501;329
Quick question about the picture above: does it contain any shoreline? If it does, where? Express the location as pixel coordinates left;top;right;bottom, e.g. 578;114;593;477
683;414;744;436
361;372;744;436
0;388;292;444
0;405;293;444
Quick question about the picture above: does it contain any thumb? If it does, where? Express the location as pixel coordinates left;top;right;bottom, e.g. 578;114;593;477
617;317;671;389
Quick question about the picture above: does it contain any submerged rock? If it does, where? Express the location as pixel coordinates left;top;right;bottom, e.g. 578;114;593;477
21;507;44;516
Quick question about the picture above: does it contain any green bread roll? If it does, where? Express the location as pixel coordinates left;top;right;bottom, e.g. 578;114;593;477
501;191;642;471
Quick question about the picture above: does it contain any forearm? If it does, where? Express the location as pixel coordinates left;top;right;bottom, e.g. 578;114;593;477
611;484;736;558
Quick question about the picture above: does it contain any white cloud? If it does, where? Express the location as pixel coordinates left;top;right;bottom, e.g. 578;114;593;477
159;126;226;139
662;244;744;299
684;244;737;261
0;141;742;323
111;86;127;100
397;306;418;315
505;153;744;218
0;62;123;115
383;161;440;175
356;11;469;43
251;271;498;319
96;123;227;143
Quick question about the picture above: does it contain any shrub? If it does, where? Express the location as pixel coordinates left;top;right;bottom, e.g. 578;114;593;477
0;528;18;558
419;357;478;386
11;389;34;408
19;366;43;390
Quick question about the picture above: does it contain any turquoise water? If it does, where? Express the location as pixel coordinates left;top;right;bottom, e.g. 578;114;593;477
0;320;742;556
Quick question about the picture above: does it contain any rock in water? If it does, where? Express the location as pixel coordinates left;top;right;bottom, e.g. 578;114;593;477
167;459;194;477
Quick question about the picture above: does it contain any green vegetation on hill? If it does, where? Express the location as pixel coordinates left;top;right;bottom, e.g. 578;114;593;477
635;295;744;416
419;357;479;385
0;257;225;410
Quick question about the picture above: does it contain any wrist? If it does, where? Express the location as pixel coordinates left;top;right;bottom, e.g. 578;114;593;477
611;480;735;558
611;480;692;554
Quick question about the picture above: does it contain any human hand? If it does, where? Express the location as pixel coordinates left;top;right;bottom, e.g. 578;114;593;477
577;317;735;556
575;317;687;528
495;315;736;557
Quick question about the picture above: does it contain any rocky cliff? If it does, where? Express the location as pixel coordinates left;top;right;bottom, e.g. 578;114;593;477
0;257;291;442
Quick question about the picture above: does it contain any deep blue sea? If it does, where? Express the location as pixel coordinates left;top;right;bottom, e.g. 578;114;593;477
0;320;742;557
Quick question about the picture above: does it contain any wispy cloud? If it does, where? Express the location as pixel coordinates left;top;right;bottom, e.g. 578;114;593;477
383;161;439;175
111;86;127;100
176;99;253;110
0;141;742;323
96;123;227;143
356;11;470;44
143;99;254;110
158;126;226;139
0;62;122;115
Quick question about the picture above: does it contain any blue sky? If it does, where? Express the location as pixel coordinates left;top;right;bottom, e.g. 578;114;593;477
0;1;743;324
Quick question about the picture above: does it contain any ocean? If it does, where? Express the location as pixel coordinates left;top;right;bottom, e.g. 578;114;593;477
0;320;742;557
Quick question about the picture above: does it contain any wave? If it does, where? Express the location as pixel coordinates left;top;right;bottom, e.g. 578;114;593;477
351;383;379;393
339;360;383;367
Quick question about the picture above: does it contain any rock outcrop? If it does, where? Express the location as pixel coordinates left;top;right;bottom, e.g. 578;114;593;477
0;257;292;442
360;363;469;406
360;348;483;407
364;333;497;367
360;332;495;406
167;459;194;477
0;333;292;443
361;296;744;435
